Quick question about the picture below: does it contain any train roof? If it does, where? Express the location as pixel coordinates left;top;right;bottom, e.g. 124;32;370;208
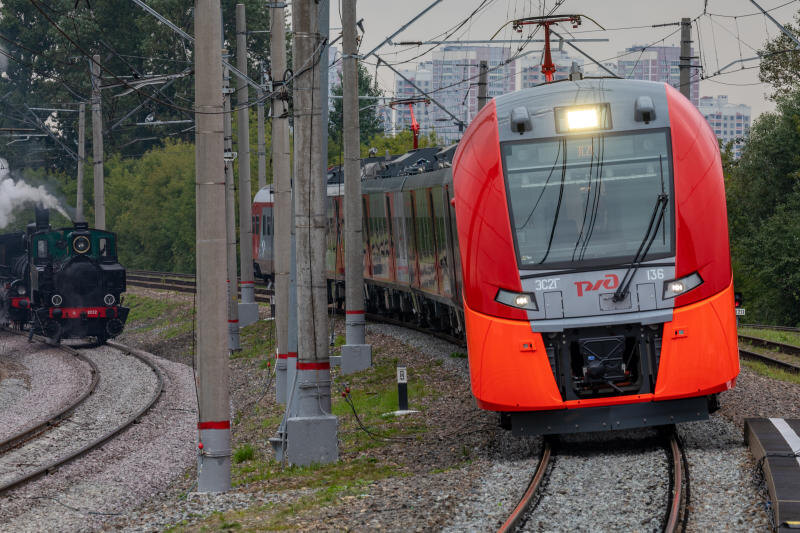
253;186;273;203
493;77;670;143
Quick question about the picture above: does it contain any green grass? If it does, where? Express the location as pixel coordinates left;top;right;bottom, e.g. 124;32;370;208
233;319;276;360
232;443;256;464
739;327;800;348
125;293;179;322
450;351;467;359
742;359;800;385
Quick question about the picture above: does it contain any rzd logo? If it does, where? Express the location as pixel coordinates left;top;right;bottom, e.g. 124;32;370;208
574;274;619;297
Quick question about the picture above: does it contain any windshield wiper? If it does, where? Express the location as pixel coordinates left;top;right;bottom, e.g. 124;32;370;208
612;192;669;302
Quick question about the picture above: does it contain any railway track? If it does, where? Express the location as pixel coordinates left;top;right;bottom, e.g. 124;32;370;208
0;329;99;456
0;335;164;494
497;430;688;532
127;269;273;302
740;323;800;333
739;333;800;373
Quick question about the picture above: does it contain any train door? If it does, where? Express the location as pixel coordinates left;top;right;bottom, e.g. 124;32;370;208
385;194;397;282
392;191;410;285
362;195;373;278
414;189;437;294
325;196;342;279
443;182;462;304
405;191;420;289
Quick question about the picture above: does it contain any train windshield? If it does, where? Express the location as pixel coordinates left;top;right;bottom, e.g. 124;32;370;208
501;130;673;269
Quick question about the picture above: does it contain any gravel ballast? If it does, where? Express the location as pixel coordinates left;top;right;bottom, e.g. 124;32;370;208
0;341;196;532
0;333;92;441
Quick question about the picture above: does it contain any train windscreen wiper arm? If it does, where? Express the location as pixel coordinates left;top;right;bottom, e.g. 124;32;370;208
612;193;669;302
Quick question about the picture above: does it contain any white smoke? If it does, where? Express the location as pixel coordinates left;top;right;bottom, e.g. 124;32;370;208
0;158;71;229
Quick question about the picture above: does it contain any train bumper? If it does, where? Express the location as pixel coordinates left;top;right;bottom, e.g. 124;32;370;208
33;306;130;339
465;281;739;415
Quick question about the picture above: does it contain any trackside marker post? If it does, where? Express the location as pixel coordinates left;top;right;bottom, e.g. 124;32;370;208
385;365;419;417
398;366;408;411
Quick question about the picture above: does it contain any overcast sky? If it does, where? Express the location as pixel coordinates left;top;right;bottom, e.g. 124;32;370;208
328;0;800;119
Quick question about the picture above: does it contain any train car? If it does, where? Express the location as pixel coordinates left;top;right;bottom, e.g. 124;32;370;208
452;77;738;435
252;186;274;285
0;207;129;343
324;147;464;333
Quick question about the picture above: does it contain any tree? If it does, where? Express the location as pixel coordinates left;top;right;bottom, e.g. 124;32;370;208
726;89;800;325
0;0;273;171
328;63;384;163
758;12;800;97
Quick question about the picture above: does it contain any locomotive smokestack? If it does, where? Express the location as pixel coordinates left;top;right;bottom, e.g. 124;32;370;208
34;205;50;230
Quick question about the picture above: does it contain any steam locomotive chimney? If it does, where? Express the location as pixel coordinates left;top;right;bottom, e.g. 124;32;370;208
34;205;50;230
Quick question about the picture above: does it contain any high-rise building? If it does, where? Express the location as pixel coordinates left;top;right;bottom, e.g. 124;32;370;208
393;46;517;143
697;95;751;158
617;45;699;106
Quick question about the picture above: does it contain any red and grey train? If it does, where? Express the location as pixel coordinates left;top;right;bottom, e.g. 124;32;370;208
253;77;739;435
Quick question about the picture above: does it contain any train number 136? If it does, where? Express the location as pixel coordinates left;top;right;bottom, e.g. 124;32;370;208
646;268;665;281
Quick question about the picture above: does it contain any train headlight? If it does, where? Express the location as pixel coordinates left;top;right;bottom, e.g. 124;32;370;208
567;108;599;130
73;235;91;254
496;289;538;311
51;294;63;306
663;272;703;299
104;294;116;306
16;286;26;296
555;103;611;133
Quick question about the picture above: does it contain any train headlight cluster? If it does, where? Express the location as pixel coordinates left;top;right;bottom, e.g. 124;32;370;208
663;272;703;299
495;289;539;311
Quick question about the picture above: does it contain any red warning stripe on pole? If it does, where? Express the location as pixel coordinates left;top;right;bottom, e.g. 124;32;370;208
345;310;365;315
288;352;298;358
197;420;231;430
277;353;288;359
296;361;330;370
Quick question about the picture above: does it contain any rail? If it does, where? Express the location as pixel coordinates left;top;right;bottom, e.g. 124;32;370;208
497;439;552;533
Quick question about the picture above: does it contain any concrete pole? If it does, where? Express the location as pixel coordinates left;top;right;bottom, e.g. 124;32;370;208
236;4;258;327
91;55;105;230
286;0;337;467
76;102;85;223
477;60;488;112
256;86;266;190
194;0;230;493
223;62;241;351
271;0;291;404
340;0;371;375
679;18;691;101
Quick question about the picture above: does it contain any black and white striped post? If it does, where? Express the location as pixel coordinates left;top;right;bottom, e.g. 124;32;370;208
397;366;408;412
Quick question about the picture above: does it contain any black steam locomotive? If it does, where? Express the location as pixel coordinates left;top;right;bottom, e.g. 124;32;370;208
0;207;129;343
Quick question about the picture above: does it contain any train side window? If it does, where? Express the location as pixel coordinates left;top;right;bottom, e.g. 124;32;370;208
37;239;47;258
98;237;115;260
